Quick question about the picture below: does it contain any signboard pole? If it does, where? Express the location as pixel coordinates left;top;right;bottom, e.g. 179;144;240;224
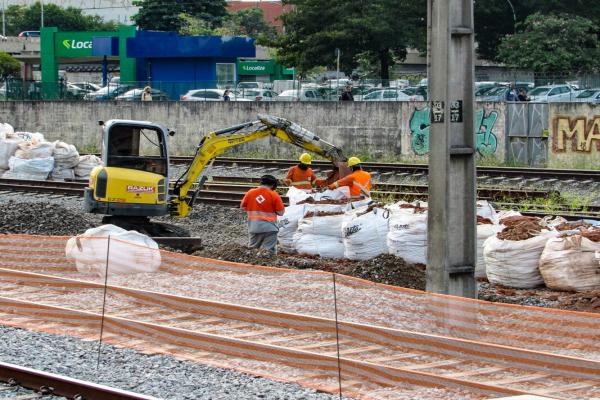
426;0;477;297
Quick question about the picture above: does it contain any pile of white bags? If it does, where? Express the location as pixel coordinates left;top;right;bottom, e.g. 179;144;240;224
65;224;161;276
483;216;558;288
387;202;428;264
342;206;389;260
14;140;53;159
0;137;23;170
0;123;14;139
539;231;600;292
75;155;102;178
476;220;504;278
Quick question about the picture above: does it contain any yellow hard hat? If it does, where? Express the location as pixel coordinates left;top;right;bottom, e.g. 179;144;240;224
299;153;312;165
347;156;362;167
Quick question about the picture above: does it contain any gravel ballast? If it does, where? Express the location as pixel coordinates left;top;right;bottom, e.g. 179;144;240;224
0;325;350;400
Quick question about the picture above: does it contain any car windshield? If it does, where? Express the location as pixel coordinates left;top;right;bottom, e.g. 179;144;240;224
476;86;496;96
364;91;381;100
529;87;550;96
577;90;598;99
485;87;507;95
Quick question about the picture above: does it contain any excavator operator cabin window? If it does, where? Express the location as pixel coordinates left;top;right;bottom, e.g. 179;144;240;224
107;125;167;176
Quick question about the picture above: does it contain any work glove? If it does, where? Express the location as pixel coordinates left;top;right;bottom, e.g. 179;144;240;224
328;184;336;190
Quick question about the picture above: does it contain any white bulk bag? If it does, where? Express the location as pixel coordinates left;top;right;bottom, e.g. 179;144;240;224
297;212;345;237
65;224;161;276
387;206;428;264
7;156;54;180
52;141;80;168
293;232;345;259
303;203;347;214
0;123;14;140
483;230;557;288
0;138;23;170
75;154;102;178
286;186;312;205
477;200;497;222
539;235;600;292
476;223;504;278
313;186;350;201
342;206;389;260
277;204;305;252
14;132;44;143
14;141;54;159
50;166;75;181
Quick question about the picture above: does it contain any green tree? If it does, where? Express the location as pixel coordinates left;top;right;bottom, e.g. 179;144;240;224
475;0;600;61
0;52;20;79
5;2;116;36
215;9;277;42
270;0;425;81
132;0;227;32
497;13;600;73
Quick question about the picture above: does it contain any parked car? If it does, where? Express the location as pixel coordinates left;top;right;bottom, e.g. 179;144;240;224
574;88;600;104
180;89;250;101
477;86;509;102
276;88;325;101
239;88;278;101
362;88;416;101
67;82;102;98
115;88;170;101
18;31;39;38
83;84;133;101
527;85;577;102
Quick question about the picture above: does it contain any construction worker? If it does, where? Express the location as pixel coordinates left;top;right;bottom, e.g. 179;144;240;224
283;153;319;190
240;174;285;254
328;157;372;199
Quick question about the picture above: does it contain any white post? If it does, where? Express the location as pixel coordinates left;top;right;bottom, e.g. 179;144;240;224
41;0;44;28
2;0;5;37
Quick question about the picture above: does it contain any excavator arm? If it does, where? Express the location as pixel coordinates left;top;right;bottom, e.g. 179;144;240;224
170;114;347;218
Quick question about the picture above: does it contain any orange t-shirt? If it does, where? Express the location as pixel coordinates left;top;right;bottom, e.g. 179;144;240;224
335;170;372;197
241;186;285;232
285;166;316;189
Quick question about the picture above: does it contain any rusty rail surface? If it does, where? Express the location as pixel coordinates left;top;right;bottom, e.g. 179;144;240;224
0;361;158;400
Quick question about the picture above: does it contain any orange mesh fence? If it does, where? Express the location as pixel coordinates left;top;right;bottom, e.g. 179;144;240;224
0;234;599;399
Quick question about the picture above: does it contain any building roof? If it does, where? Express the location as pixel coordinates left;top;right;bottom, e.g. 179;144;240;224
227;1;292;32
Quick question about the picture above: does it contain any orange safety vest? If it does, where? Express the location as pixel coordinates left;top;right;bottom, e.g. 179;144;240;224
335;170;372;198
240;187;285;222
285;166;316;190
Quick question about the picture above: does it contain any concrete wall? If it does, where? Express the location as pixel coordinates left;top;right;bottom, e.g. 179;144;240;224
0;101;508;163
548;103;600;169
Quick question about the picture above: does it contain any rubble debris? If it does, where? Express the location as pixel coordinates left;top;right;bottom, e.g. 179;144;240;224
477;215;494;225
497;218;543;241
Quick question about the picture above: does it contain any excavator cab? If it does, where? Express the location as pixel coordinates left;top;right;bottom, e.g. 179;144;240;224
85;120;171;218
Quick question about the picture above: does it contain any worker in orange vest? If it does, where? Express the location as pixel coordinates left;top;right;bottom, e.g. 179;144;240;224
328;157;372;199
240;174;285;254
283;153;321;190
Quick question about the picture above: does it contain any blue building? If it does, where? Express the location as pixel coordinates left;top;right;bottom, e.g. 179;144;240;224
127;31;255;99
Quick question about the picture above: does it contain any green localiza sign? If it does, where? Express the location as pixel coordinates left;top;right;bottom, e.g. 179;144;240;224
55;31;115;58
237;60;274;75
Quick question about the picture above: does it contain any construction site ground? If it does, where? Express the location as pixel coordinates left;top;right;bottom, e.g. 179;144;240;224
1;196;599;315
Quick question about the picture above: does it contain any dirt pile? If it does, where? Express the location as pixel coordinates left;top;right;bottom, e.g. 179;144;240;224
497;216;543;240
559;290;600;313
0;200;98;235
197;246;426;290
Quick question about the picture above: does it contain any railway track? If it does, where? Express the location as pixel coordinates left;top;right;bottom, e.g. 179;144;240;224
0;259;599;400
0;360;156;400
2;176;594;220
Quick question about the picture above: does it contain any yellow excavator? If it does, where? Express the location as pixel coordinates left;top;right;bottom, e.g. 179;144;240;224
85;114;348;238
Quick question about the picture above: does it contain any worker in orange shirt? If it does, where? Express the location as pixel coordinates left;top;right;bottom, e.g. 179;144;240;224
240;174;285;254
283;153;320;190
328;157;372;199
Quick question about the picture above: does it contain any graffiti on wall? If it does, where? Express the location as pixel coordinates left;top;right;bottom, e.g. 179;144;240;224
552;115;600;152
409;107;499;156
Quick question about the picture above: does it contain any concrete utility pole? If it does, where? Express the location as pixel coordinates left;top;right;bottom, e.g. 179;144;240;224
426;0;477;298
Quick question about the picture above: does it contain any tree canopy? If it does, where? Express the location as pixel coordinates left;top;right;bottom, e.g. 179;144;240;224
179;8;277;42
132;0;227;32
270;0;426;80
497;12;600;73
5;2;116;35
474;0;600;61
0;52;21;79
